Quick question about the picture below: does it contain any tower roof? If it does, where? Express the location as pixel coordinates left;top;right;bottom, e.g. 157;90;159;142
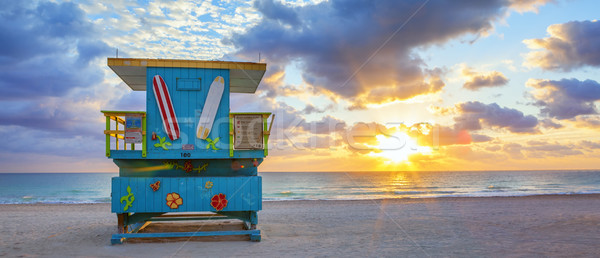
108;58;266;93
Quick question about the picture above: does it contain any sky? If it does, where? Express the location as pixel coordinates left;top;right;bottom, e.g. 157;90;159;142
0;0;599;172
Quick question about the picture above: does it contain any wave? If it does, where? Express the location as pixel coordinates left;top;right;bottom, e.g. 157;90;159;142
486;185;512;190
0;196;112;205
67;189;98;194
394;190;458;195
262;191;600;202
277;190;294;195
3;191;600;204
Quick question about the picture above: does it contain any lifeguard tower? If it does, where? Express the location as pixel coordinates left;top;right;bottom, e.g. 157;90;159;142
102;58;271;244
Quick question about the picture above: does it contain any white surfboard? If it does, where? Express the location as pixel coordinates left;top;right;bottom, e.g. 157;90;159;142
196;76;225;139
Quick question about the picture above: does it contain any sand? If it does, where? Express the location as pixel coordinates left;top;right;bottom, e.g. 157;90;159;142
1;195;599;257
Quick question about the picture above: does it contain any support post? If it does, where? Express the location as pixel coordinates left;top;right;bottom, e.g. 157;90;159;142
142;116;147;157
263;114;269;156
229;116;234;157
105;116;111;157
115;120;119;150
117;213;126;234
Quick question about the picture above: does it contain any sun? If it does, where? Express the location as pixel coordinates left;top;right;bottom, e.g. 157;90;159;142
368;131;432;163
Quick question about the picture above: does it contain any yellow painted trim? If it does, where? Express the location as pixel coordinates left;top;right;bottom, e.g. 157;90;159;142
109;134;124;140
110;116;125;125
105;130;125;135
108;58;266;71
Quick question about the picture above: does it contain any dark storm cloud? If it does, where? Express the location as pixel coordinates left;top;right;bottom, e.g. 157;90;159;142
528;78;600;119
228;0;513;107
0;1;111;100
253;0;300;26
524;20;600;71
454;101;539;133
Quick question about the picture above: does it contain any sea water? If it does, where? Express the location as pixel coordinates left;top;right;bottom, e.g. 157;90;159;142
0;171;599;204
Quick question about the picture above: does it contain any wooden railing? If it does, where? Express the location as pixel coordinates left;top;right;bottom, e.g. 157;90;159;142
101;111;147;158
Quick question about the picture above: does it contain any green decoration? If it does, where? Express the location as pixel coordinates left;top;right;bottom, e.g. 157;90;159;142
163;161;208;173
154;135;172;150
163;161;176;170
197;163;208;172
119;186;135;211
205;137;220;150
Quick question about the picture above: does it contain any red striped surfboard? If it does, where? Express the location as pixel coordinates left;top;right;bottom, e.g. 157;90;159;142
153;75;180;141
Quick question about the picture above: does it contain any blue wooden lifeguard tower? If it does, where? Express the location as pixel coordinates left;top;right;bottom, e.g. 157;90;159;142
102;58;271;244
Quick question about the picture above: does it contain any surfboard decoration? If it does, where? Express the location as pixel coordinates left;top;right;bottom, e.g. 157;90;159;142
153;75;180;141
196;76;225;139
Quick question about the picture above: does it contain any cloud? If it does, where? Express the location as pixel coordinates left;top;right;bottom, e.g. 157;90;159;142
527;78;600;119
509;0;554;13
0;97;100;135
503;142;525;159
302;104;325;114
580;140;600;150
523;20;600;71
303;135;343;149
571;115;600;130
342;122;391;153
453;101;539;133
471;133;494;142
79;0;263;61
0;1;111;100
343;122;486;151
254;0;300;26
539;118;562;129
524;141;583;158
228;0;518;107
497;140;588;160
461;66;508;90
485;145;501;152
299;115;347;135
433;126;473;146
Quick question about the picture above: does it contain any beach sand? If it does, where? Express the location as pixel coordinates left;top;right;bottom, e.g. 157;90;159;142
2;195;599;257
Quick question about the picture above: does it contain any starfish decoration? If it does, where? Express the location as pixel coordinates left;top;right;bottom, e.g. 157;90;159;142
154;135;172;150
205;137;220;150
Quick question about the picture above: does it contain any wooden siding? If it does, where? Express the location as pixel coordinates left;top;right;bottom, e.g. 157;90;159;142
111;176;262;213
146;67;230;159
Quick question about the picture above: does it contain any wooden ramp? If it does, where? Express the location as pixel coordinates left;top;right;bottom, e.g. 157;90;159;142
111;213;261;244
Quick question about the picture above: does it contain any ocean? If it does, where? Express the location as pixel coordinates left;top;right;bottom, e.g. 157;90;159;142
0;171;599;204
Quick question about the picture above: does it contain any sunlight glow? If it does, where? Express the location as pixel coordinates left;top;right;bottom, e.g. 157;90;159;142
368;132;432;163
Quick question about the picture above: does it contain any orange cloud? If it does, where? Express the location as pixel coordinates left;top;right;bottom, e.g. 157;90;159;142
509;0;554;13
